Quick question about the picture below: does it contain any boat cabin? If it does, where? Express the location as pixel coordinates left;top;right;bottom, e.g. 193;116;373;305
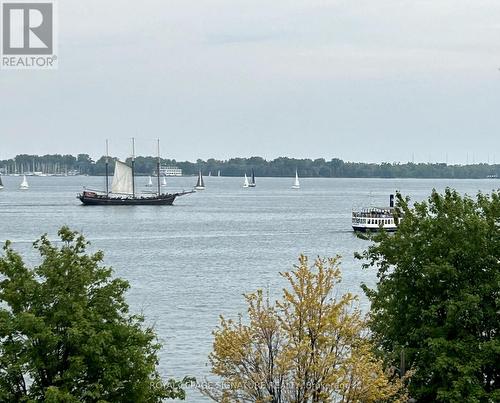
352;195;399;232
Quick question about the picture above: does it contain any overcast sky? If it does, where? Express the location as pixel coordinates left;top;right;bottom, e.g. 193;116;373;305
1;0;499;163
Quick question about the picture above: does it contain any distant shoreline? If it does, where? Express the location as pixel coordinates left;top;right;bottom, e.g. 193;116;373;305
1;154;499;180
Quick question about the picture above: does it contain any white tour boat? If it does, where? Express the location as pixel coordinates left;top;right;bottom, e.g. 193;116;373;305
352;194;398;232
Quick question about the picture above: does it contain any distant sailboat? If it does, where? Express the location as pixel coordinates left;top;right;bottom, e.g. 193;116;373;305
208;171;212;177
20;175;29;190
162;176;167;186
217;170;221;177
0;175;4;189
146;176;153;187
243;173;249;188
195;171;205;190
249;169;256;187
292;170;300;189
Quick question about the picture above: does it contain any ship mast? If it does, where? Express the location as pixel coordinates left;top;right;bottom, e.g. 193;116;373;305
131;137;136;198
105;139;109;196
157;139;161;196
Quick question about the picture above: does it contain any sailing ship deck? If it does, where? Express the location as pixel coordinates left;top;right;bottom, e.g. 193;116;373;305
77;191;189;206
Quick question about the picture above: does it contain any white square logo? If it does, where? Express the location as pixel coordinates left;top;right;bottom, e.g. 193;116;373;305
1;0;58;69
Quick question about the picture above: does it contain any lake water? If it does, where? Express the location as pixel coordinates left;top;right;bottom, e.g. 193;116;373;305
0;175;498;401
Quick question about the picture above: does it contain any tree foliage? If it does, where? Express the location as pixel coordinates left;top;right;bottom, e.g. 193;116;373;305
204;255;406;403
2;154;499;178
358;189;500;402
0;227;189;402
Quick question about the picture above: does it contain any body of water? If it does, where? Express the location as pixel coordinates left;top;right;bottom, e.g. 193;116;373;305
0;175;498;401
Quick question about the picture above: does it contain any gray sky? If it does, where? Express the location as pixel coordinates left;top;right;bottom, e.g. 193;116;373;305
1;0;500;163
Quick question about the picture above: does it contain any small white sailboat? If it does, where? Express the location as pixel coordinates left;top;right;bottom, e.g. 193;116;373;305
195;171;205;190
243;173;249;188
0;175;3;189
217;170;221;177
248;169;256;188
162;176;167;186
146;176;153;187
292;170;300;189
20;175;29;190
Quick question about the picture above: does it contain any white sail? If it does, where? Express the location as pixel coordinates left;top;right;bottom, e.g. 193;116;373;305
292;170;300;189
0;175;3;189
147;176;153;187
162;176;167;186
20;175;29;189
195;170;205;189
243;173;249;188
111;161;133;194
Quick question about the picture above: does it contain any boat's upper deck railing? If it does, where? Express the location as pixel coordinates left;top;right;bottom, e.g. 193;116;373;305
352;207;394;218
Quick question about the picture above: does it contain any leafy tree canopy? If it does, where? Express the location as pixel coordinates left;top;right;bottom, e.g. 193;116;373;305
0;227;190;402
358;189;500;402
204;255;407;403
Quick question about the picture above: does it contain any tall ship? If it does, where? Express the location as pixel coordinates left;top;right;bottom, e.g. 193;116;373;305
352;194;399;232
77;139;192;206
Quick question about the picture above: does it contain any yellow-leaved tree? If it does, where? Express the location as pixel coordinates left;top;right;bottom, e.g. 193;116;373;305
203;255;408;403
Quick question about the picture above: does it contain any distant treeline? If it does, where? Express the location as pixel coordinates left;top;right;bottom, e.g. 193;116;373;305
1;154;499;179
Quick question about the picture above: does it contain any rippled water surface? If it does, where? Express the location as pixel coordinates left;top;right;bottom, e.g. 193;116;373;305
0;175;497;401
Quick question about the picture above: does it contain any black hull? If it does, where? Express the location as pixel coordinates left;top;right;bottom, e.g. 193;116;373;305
78;191;192;206
352;226;397;233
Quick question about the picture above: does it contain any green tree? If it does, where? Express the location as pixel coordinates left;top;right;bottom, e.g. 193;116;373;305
0;227;189;402
204;255;407;403
358;189;500;402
